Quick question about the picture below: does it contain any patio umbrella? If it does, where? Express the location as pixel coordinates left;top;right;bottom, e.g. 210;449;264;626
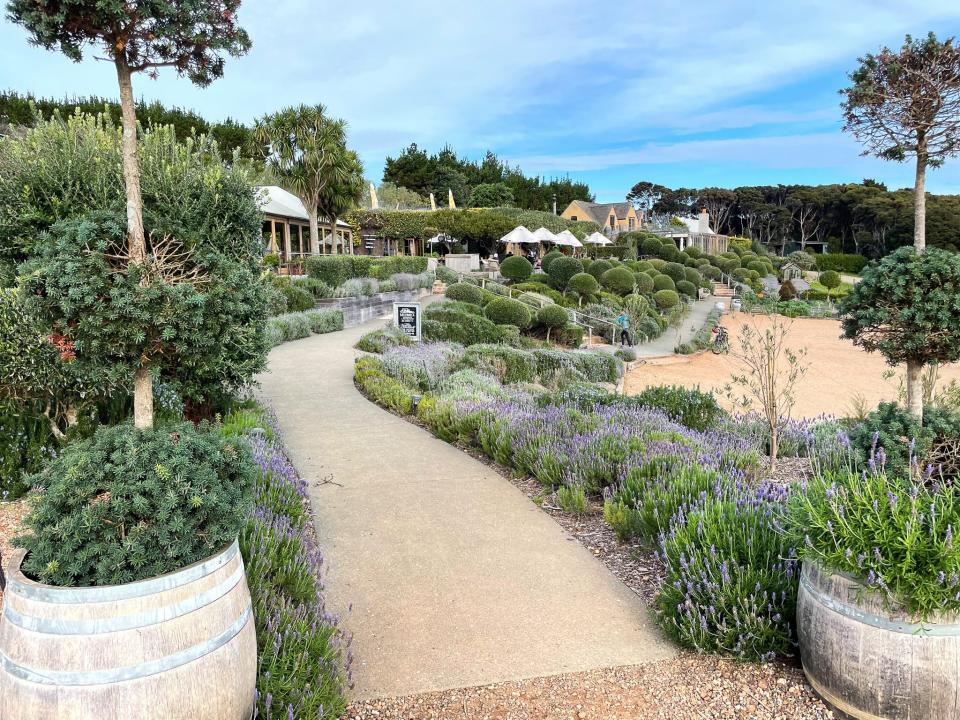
500;226;538;245
583;231;612;245
531;227;559;244
555;230;582;248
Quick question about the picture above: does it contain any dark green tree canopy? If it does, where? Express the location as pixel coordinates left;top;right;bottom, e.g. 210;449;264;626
7;0;251;85
840;247;960;366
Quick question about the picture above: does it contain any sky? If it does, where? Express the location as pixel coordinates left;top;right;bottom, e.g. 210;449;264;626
3;1;960;202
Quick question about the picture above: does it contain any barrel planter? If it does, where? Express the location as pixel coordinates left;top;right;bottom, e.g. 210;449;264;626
0;540;256;720
798;560;960;719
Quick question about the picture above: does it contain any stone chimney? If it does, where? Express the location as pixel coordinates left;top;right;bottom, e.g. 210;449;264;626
698;208;709;234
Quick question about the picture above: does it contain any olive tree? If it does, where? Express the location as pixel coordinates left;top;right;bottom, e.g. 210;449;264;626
8;0;251;428
840;247;960;420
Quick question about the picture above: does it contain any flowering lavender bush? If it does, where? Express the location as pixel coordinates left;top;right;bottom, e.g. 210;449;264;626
355;326;413;354
226;407;350;720
380;342;462;391
787;469;960;619
657;483;799;660
604;460;727;542
459;344;538;384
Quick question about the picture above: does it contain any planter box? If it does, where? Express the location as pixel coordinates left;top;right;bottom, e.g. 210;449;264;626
0;541;256;720
316;289;428;328
798;560;960;719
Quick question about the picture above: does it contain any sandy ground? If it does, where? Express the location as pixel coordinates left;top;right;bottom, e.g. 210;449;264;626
0;498;28;607
624;314;960;419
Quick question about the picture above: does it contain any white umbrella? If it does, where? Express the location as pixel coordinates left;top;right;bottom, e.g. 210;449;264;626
427;233;456;244
555;230;582;248
500;225;538;245
583;231;612;245
531;227;558;244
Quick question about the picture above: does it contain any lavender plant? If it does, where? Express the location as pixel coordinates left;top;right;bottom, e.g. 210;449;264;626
787;468;960;619
380;342;462;391
657;483;799;660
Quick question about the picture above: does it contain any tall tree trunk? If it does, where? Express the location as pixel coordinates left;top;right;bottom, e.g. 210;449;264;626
307;202;320;256
115;53;152;429
329;217;339;255
914;138;927;252
906;360;923;419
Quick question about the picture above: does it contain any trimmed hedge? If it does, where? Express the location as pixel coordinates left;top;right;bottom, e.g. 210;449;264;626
445;281;485;305
815;253;869;274
500;255;533;283
484;296;533;329
459;344;538;384
653;274;676;291
354;356;413;414
653;289;680;309
306;255;428;285
266;309;344;348
600;266;636;295
424;303;505;345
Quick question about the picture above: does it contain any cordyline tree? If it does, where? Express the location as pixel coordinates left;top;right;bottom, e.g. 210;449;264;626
7;0;251;429
840;33;960;418
316;147;365;256
252;104;356;256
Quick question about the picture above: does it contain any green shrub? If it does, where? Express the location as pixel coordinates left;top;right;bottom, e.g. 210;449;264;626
732;268;751;283
548;256;584;290
652;274;676;291
303;309;344;334
268;313;313;344
305;255;356;287
537;304;570;341
500;255;533;283
657;487;798;660
676;309;721;354
293;276;334;299
653;289;680;309
436;264;459;284
600;266;636;295
532;348;584;387
561;323;584;348
662;262;686;283
818;270;841;297
586;259;612;281
787;470;960;618
683;246;702;259
682;267;702;285
513;281;566;305
632;384;724;431
746;260;769;275
605;461;723;541
640;237;662;256
633;272;654;294
484;296;533;329
370;256;428;278
779;280;797;300
355;327;414;353
569;350;621;383
459;344;537;384
675;280;697;298
598;291;625;309
557;485;588;515
816;253;868;274
354;356;413;414
424;303;503;345
0;401;56;499
615;346;637;362
445;281;485;305
17;422;254;586
566;272;599;304
540;250;564;275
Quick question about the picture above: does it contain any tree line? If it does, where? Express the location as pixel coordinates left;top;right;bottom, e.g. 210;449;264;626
382;143;594;212
628;179;960;256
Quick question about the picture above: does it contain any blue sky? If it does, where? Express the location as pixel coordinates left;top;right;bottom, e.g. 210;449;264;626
3;1;960;201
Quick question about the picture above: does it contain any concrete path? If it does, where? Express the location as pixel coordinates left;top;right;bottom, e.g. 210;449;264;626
630;294;720;358
257;317;675;700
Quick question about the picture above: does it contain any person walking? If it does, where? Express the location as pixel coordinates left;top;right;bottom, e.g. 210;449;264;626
616;312;633;347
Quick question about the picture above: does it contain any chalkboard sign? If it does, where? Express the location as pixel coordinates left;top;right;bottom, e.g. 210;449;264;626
393;302;422;341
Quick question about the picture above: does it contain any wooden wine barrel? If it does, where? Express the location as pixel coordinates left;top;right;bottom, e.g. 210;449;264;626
0;541;256;720
798;560;960;719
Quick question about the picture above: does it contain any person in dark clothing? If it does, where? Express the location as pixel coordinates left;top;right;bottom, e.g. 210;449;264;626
616;313;633;347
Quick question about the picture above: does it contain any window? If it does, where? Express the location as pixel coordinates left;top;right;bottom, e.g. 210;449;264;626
262;221;274;253
289;224;302;256
610;214;616;227
628;217;635;230
274;221;286;256
570;215;578;221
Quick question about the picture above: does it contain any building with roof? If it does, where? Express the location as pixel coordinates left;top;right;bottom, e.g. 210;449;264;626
560;200;642;237
257;185;353;259
648;209;729;255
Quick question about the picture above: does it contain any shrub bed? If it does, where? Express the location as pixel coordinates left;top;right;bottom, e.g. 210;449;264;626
266;309;344;348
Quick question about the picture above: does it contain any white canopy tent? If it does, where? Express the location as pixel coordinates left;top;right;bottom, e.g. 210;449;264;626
583;231;612;246
501;225;541;256
531;227;559;244
554;230;583;248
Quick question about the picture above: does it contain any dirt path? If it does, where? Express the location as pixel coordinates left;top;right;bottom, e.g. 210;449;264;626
624;314;960;418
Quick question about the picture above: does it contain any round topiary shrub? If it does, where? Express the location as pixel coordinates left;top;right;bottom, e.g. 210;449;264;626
649;258;667;271
653;289;680;310
657;243;682;261
17;422;255;586
662;262;686;283
445;281;485;305
633;260;653;273
732;268;751;283
653;274;676;291
586;259;612;281
484;296;533;329
640;237;662;256
499;255;533;283
819;270;841;298
683;246;702;259
676;280;697;298
683;267;702;285
548;256;584;290
746;260;769;276
540;250;564;275
537;304;569;341
633;272;654;294
567;272;599;303
779;280;797;300
600;266;636;295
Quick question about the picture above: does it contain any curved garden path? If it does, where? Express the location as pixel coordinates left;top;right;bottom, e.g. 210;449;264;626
257;314;674;700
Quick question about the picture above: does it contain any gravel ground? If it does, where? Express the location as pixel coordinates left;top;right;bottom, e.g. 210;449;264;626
345;655;832;719
0;497;28;607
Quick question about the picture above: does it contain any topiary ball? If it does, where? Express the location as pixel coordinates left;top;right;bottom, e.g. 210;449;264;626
484;296;533;329
445;281;485;305
499;255;533;283
537;303;569;331
549;256;585;290
653;289;680;310
601;266;636;295
676;280;697;298
540;250;564;275
586;259;612;281
653;274;676;291
633;272;655;294
567;271;599;298
662;262;686;283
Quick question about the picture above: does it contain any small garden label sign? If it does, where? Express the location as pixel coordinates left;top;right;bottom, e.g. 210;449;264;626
393;302;422;341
